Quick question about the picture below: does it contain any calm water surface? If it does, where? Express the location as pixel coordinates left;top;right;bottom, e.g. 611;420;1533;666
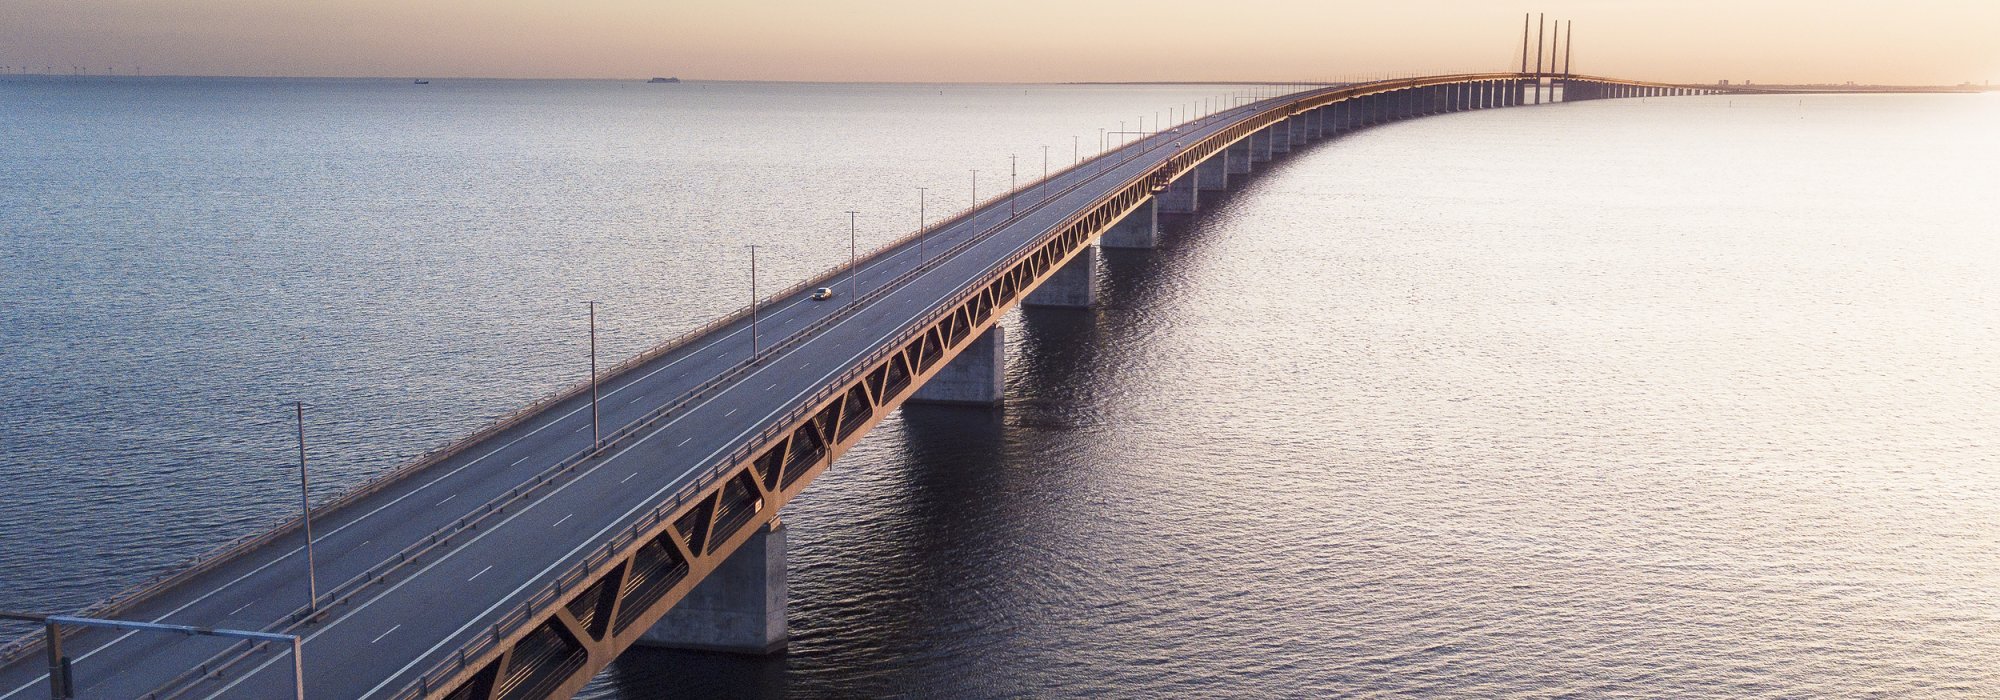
3;78;1997;697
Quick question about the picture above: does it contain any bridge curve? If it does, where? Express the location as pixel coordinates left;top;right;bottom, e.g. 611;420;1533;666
2;72;1724;700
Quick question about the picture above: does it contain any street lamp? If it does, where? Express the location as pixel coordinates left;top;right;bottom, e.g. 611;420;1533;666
1041;145;1050;202
916;187;928;265
292;402;318;617
969;169;978;218
586;300;599;449
1008;154;1016;217
846;211;859;305
747;247;759;359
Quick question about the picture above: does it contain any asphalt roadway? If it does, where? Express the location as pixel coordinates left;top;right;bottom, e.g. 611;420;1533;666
0;88;1325;699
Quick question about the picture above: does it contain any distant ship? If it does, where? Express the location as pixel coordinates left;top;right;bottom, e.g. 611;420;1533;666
413;79;429;85
647;77;681;84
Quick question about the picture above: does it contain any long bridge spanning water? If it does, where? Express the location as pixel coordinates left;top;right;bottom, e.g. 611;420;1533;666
3;72;1739;699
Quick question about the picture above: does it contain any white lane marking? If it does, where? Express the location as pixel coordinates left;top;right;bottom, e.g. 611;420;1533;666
435;494;455;506
677;437;692;447
552;514;572;528
370;625;401;644
766;383;777;391
620;472;639;484
468;566;493;582
228;602;255;616
510;454;533;466
724;408;737;417
210;106;1200;697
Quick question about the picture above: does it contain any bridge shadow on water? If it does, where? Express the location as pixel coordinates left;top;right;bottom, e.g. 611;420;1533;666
583;136;1322;699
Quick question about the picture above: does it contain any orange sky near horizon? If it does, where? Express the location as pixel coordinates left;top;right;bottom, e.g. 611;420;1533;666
1;0;1994;85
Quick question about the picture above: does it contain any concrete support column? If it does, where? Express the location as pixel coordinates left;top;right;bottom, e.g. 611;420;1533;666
1249;128;1273;162
1269;122;1292;153
1024;248;1095;309
908;325;1006;404
1158;175;1197;215
640;521;787;654
1194;155;1228;191
1225;139;1253;174
1102;198;1159;248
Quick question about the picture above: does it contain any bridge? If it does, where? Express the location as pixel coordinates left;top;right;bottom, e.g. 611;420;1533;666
2;72;1738;699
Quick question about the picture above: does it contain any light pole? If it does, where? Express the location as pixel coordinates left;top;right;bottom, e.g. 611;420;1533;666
293;402;318;617
1072;135;1079;165
916;187;928;265
969;169;978;217
1041;145;1049;202
586;300;599;449
846;211;859;304
1008;154;1016;217
747;247;759;359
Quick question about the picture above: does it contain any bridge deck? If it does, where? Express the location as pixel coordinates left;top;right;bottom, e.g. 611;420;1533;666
3;72;1747;698
0;85;1308;698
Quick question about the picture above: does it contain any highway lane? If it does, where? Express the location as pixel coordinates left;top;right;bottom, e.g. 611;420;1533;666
0;89;1303;699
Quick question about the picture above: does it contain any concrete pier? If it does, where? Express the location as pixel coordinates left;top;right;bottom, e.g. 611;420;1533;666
908;325;1006;404
1226;140;1253;174
1268;122;1292;153
1195;155;1229;191
1023;247;1095;308
1157;175;1198;214
1100;199;1158;248
1249;129;1273;163
639;521;787;655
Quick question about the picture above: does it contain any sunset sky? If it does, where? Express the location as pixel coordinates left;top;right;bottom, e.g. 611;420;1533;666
2;0;1994;85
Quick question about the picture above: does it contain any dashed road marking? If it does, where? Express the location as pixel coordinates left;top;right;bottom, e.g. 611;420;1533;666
468;565;493;582
553;514;572;527
436;494;455;506
371;625;402;644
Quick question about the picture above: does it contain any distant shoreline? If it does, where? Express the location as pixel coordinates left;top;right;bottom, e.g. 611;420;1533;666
0;74;1988;92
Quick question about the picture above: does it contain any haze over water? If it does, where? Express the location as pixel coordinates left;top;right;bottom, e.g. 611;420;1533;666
3;78;1997;697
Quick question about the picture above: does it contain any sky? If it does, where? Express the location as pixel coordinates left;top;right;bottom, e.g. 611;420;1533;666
1;0;1994;85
